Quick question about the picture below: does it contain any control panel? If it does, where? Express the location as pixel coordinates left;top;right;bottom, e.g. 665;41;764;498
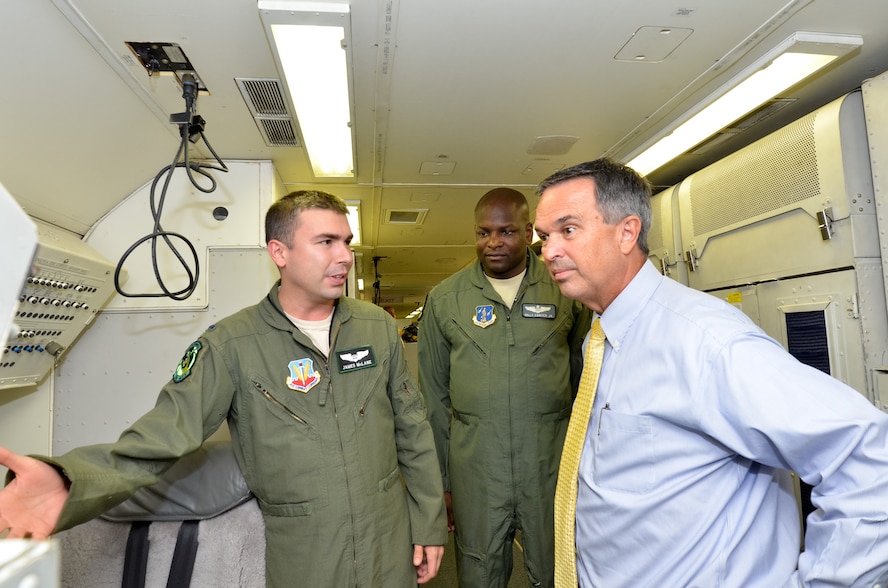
2;219;118;390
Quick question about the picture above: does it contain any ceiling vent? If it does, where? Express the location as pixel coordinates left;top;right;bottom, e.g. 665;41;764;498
689;98;796;155
730;98;796;131
526;135;579;155
235;78;299;147
385;209;428;224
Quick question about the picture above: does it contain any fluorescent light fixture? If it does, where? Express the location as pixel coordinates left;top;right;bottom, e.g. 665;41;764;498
627;32;862;176
357;278;364;291
346;200;361;245
259;2;355;178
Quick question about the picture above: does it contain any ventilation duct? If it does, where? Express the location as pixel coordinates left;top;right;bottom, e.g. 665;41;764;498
235;78;299;147
385;209;428;224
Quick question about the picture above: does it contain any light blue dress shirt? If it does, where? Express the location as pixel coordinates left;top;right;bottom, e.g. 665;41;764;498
575;260;888;587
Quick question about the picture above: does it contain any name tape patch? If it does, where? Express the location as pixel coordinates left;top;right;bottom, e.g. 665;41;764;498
337;346;377;373
522;303;556;319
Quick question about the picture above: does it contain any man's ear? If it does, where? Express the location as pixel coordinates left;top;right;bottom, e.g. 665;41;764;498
619;216;642;253
267;239;288;269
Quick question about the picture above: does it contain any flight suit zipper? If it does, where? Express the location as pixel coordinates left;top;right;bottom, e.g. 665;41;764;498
253;381;307;424
450;319;487;356
530;313;570;356
327;317;360;583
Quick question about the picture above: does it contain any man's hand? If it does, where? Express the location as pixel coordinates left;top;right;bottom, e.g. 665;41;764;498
413;544;444;584
444;491;455;532
0;447;68;539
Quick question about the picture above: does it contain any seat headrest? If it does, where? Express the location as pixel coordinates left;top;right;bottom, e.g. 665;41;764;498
101;441;251;522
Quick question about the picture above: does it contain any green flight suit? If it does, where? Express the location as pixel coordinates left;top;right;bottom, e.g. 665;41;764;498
418;251;591;588
44;285;447;587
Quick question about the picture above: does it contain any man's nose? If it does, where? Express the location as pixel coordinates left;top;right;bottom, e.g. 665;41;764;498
541;238;559;261
338;242;354;264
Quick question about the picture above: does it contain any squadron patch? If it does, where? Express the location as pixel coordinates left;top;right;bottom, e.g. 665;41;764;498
173;341;202;383
522;303;556;319
287;358;322;393
472;305;496;328
337;346;377;373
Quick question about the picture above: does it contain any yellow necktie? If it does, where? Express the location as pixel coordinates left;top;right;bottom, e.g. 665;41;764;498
554;318;606;588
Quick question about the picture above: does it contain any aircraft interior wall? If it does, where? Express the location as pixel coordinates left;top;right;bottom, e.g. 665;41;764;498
863;71;888;409
58;160;285;453
4;71;888;469
648;74;888;410
0;161;285;461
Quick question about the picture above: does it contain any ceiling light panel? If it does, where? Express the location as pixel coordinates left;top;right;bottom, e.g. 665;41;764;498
259;1;356;178
627;31;862;176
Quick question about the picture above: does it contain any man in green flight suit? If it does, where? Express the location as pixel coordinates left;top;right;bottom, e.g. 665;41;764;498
418;188;591;587
0;190;447;587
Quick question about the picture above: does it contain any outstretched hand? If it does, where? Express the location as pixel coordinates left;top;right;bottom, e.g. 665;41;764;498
0;447;68;539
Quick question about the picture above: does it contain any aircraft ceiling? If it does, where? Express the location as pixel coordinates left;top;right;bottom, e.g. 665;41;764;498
2;0;888;316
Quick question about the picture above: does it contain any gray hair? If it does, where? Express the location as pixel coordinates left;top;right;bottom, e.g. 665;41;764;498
536;158;653;254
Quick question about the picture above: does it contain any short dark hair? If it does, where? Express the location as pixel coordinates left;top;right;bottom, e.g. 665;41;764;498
265;190;349;247
536;158;653;254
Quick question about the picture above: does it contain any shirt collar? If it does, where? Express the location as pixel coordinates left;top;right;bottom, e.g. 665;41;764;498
599;260;662;353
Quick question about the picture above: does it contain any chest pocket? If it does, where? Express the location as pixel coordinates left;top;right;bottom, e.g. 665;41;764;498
592;410;657;494
238;373;329;508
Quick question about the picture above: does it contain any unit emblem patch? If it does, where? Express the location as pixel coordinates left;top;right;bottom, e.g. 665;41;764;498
522;303;556;319
287;358;322;393
337;346;376;373
472;305;496;328
173;341;202;383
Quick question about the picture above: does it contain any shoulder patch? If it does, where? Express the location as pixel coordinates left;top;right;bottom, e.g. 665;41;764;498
173;341;202;383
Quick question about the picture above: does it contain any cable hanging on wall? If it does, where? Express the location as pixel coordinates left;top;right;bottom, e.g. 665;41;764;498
371;255;387;305
114;73;229;301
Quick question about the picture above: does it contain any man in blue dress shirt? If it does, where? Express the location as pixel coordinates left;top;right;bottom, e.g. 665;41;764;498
533;158;888;587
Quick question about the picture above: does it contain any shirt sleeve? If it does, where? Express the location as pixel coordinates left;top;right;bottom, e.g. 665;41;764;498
700;330;888;586
416;293;454;491
48;335;234;531
387;316;448;546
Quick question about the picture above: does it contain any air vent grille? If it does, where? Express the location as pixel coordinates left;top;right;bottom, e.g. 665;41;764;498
385;209;428;224
238;78;288;116
260;118;298;147
688;112;819;236
235;78;299;147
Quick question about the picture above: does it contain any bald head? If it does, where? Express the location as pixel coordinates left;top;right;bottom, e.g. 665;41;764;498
474;188;530;222
473;188;534;279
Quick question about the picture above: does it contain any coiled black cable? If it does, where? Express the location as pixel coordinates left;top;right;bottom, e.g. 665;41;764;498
114;75;228;301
